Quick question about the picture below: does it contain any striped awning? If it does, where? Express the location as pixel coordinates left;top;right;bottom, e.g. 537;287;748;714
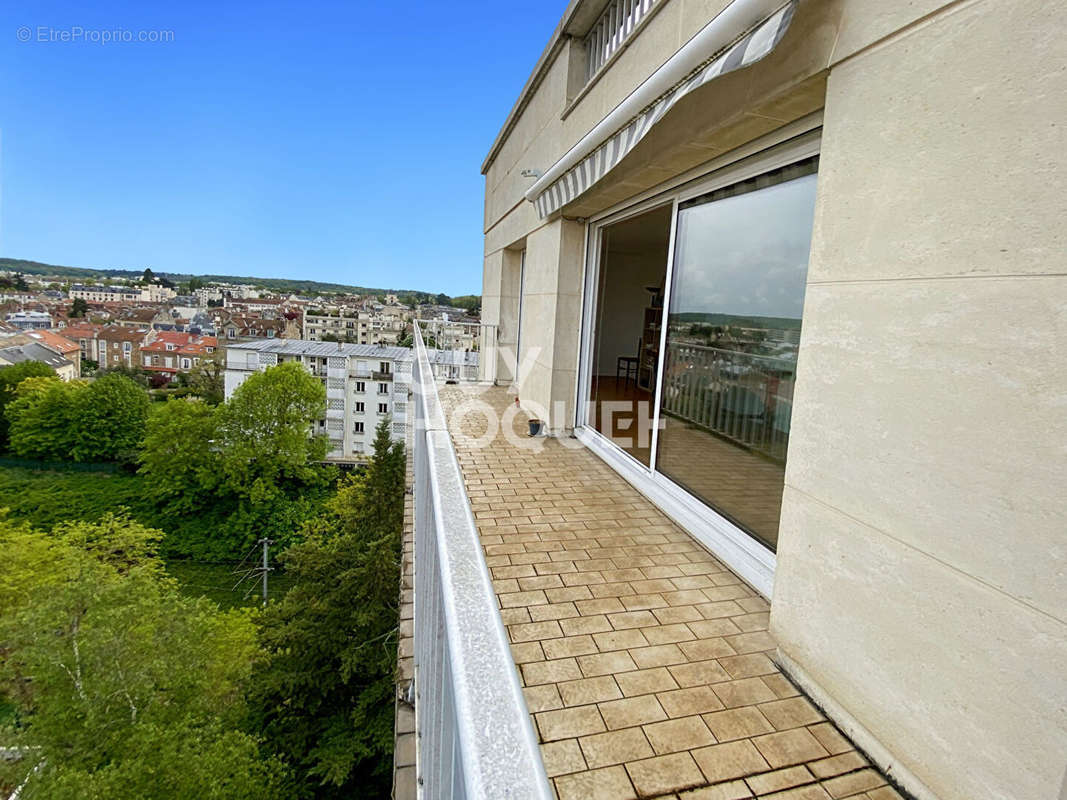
532;1;797;219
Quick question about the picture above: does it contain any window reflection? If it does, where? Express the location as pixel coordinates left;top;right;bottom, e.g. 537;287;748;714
656;157;818;551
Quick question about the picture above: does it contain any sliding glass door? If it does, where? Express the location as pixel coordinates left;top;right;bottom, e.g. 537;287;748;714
656;157;818;551
581;147;819;555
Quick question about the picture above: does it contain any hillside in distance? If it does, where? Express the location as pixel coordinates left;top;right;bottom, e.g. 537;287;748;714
0;257;479;307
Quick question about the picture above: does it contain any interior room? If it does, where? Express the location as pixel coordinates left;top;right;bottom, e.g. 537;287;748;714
587;204;672;466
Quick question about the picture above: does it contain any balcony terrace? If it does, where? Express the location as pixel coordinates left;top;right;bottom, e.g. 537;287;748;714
403;326;900;800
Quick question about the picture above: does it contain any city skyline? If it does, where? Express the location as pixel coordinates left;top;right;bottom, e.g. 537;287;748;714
0;0;566;295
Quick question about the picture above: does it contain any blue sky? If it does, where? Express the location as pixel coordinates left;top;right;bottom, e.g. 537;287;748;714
0;1;565;295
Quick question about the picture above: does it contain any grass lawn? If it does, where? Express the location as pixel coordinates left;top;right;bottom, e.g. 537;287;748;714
0;465;293;608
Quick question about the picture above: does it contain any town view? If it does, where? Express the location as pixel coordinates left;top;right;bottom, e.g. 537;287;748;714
1;2;1061;800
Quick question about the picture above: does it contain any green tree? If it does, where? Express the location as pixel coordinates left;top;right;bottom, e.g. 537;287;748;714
180;351;225;404
0;513;287;799
215;362;328;497
72;373;150;462
0;361;55;449
70;296;89;317
6;377;84;460
138;397;220;514
246;418;404;798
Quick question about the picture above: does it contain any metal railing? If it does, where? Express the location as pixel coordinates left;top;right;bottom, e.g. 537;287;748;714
661;340;798;463
416;319;498;384
585;0;657;80
411;324;552;800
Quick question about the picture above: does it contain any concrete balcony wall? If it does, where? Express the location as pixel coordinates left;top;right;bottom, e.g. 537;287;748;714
771;3;1067;800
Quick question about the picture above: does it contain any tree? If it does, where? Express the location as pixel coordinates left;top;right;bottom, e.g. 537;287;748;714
246;419;404;798
71;373;150;462
6;374;149;463
215;362;328;497
6;377;84;460
0;361;55;448
0;513;287;799
138;398;220;514
181;351;225;404
142;267;155;283
70;297;88;317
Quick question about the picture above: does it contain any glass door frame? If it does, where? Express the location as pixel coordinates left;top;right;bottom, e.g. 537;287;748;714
573;126;822;598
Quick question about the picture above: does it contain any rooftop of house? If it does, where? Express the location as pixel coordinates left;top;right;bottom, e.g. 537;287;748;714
25;329;81;355
226;338;412;361
0;341;73;370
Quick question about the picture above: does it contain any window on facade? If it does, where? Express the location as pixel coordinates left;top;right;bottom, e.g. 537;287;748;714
583;153;819;553
654;157;818;551
378;403;388;414
378;361;391;374
355;381;365;393
378;383;388;394
355;402;365;413
354;422;364;434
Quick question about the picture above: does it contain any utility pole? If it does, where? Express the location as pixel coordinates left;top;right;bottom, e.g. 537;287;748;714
259;537;273;606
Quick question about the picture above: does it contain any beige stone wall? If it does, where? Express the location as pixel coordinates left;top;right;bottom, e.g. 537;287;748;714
771;2;1067;800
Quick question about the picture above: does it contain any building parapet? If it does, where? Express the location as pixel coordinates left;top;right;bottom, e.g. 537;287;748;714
409;324;552;799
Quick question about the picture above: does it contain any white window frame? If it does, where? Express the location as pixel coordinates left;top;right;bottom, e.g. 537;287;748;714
573;125;822;599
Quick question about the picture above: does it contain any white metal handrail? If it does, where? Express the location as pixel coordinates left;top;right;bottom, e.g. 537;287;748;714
584;0;657;80
416;319;498;384
411;323;552;800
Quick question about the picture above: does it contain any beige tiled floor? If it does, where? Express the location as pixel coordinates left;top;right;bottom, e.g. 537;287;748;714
440;384;901;800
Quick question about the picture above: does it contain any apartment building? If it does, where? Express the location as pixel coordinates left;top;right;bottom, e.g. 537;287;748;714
303;308;407;345
470;2;1065;800
93;326;154;368
69;284;142;303
223;339;411;460
5;310;53;330
140;331;218;379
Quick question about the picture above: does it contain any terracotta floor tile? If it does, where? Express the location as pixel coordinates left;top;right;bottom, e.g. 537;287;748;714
615;666;680;697
670;659;733;689
712;677;778;708
558;675;623;707
627;752;707;797
541;635;599;660
744;765;814;795
594;628;651;652
523;657;583;686
555;765;637;800
579;727;655;769
691;740;770;783
643;716;716;754
537;705;607;741
757;697;823;731
821;769;886;798
541;739;587;778
436;385;890;800
598;695;669;730
656;685;725;718
702;707;775;742
578;650;639;677
752;729;830;769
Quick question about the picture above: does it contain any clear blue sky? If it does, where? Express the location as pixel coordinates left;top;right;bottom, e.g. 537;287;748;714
0;1;565;295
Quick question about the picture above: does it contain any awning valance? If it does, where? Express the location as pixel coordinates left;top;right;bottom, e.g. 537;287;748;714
528;0;797;219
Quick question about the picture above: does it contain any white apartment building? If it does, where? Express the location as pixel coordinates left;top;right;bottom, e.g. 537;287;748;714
303;309;407;345
223;339;411;460
69;283;176;303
